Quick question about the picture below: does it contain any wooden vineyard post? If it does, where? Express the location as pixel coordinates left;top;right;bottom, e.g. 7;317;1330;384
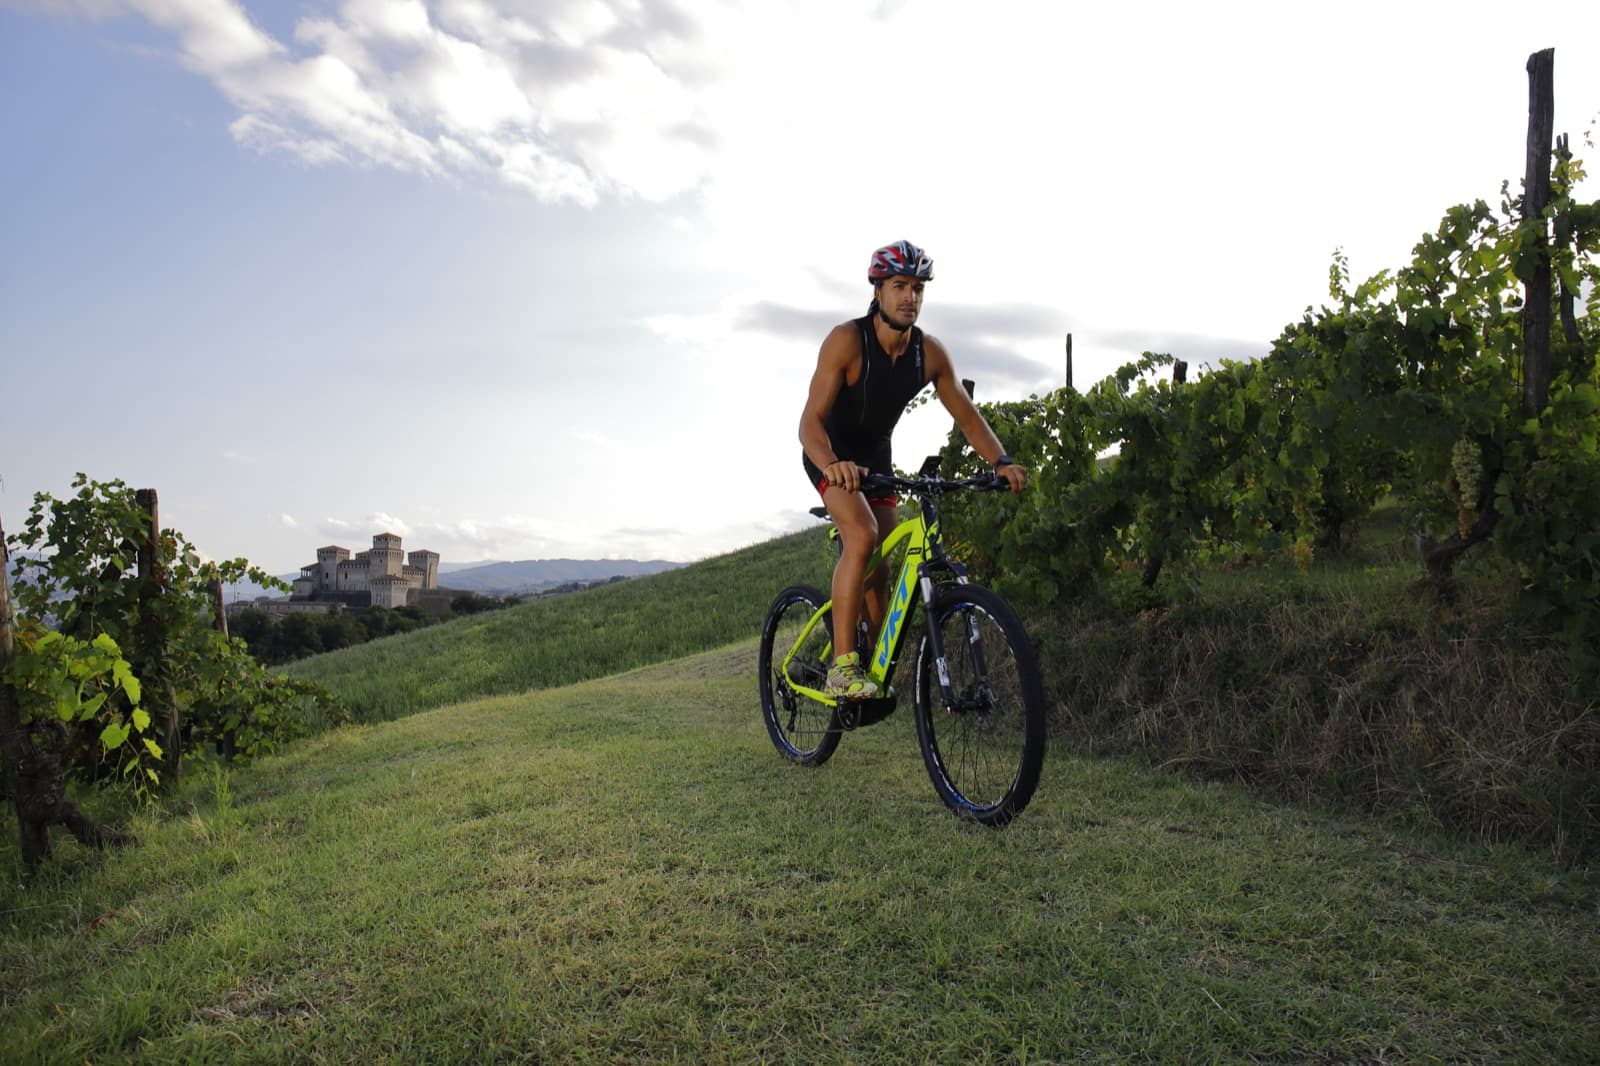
1173;359;1189;385
0;513;35;870
211;577;229;640
1554;133;1591;380
1522;47;1554;413
209;576;233;758
1065;333;1074;392
135;489;181;782
1424;49;1558;580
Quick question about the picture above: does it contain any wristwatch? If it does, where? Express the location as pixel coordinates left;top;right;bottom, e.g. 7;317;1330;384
993;454;1016;468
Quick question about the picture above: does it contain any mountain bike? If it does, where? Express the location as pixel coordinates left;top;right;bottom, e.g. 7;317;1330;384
758;457;1047;826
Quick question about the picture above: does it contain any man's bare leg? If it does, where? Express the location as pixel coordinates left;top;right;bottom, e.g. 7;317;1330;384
821;487;887;698
860;501;898;656
822;487;878;653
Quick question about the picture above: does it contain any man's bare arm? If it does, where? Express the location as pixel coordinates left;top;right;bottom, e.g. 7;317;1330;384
925;336;1028;493
799;323;870;493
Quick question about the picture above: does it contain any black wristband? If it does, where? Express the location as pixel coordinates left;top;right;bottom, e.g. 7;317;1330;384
993;454;1015;468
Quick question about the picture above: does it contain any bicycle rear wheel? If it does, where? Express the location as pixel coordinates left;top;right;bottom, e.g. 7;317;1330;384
913;583;1046;826
759;584;841;766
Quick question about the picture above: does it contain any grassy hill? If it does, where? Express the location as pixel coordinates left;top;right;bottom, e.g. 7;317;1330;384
285;504;1596;863
284;525;837;723
3;644;1595;1062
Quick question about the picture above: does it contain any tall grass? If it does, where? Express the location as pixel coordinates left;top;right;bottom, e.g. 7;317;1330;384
1024;517;1599;864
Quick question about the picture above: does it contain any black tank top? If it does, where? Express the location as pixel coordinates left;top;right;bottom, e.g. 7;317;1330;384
818;312;927;468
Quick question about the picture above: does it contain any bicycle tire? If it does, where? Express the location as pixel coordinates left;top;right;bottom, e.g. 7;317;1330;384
913;583;1046;826
759;584;842;766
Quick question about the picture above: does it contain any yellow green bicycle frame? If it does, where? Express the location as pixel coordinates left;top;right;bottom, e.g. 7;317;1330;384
777;510;939;707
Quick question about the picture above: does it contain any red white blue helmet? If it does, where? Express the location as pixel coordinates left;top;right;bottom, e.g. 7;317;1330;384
868;240;934;283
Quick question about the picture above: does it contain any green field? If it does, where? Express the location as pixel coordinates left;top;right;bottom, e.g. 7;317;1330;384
5;506;1597;1062
4;642;1596;1063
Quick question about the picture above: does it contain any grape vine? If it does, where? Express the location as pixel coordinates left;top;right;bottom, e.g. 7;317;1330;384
942;154;1599;680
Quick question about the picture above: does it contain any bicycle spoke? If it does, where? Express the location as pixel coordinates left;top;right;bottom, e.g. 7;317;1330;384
759;586;840;766
915;585;1045;826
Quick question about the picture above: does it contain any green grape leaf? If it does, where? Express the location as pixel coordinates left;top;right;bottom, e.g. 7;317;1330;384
100;722;131;751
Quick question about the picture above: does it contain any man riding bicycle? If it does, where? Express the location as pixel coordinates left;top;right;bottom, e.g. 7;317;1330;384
799;240;1028;701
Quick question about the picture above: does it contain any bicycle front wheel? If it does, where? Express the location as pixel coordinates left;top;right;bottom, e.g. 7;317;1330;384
914;583;1046;826
759;584;841;766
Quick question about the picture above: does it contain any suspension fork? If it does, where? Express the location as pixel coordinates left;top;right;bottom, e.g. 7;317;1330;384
917;557;986;709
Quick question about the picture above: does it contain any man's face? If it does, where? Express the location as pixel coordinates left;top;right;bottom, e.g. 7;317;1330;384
875;276;925;330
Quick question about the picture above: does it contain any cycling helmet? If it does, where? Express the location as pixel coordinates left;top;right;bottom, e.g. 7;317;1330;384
867;240;934;283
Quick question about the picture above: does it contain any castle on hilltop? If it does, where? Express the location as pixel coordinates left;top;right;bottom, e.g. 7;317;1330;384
291;533;440;609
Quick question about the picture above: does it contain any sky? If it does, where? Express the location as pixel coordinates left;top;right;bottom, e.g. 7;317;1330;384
3;0;1598;578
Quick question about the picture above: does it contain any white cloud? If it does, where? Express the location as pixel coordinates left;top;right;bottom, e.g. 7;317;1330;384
398;513;623;561
229;112;347;163
571;429;626;452
278;513;299;528
29;0;725;203
296;504;804;564
368;512;412;536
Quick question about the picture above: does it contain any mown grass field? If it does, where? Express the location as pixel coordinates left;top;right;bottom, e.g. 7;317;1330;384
3;643;1597;1063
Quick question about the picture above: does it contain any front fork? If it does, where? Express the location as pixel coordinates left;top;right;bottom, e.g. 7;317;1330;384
917;562;985;711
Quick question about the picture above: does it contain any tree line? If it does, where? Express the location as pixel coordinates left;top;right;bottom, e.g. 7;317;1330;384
229;593;516;666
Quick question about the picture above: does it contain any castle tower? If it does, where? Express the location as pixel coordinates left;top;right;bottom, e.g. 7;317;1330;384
372;533;404;579
407;549;440;589
316;545;349;593
370;574;408;609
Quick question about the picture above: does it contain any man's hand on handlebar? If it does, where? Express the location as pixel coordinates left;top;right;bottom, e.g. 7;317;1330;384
995;462;1028;495
822;460;872;494
829;457;1026;498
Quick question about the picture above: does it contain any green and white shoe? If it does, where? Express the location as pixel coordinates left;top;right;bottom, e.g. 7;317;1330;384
825;652;878;701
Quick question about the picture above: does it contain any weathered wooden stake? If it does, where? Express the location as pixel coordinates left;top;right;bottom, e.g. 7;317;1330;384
0;515;31;868
1522;48;1555;413
1423;51;1557;580
1065;333;1074;391
135;489;181;782
1173;360;1189;385
210;577;229;640
210;576;236;761
1554;133;1590;382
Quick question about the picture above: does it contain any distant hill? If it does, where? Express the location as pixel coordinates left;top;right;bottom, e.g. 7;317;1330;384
285;528;828;722
10;548;684;603
217;558;685;603
441;559;684;595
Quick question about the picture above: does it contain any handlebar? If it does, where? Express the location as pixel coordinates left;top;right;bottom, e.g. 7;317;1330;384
857;469;1011;498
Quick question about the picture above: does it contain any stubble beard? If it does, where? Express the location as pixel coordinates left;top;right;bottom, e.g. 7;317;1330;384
877;305;916;332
